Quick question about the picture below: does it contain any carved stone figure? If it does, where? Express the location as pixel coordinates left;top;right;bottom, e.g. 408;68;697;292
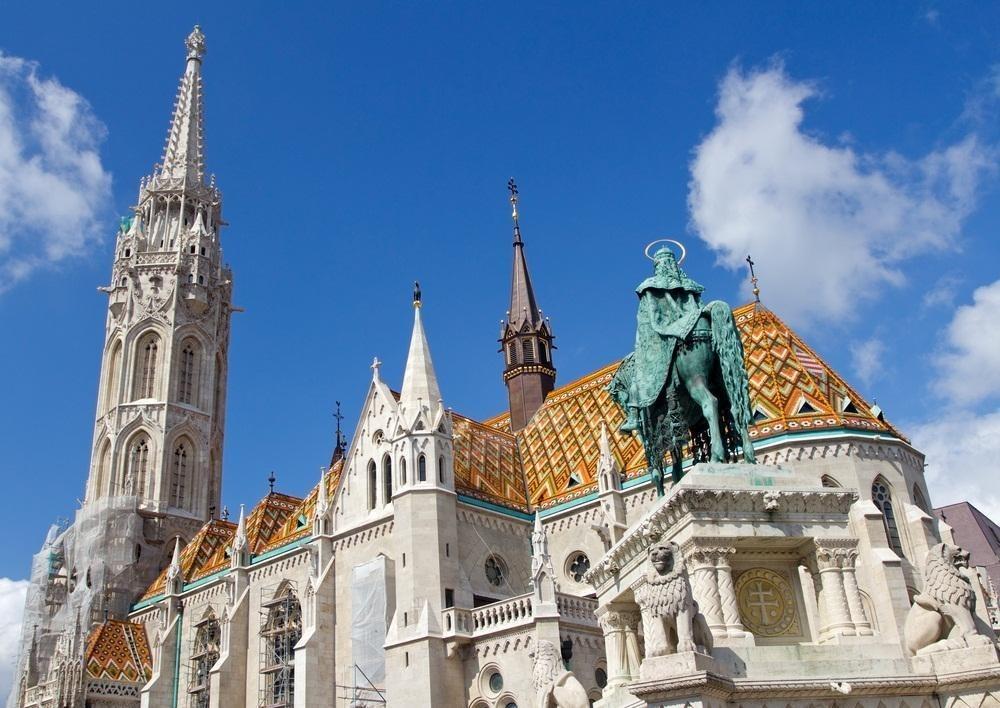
530;639;590;708
634;541;713;656
904;543;994;655
608;243;755;495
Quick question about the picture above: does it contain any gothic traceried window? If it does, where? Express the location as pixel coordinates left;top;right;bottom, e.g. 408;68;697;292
485;555;507;588
261;588;301;708
170;442;189;508
134;334;160;400
872;478;905;558
567;552;591;582
383;455;393;503
125;435;150;497
189;615;220;708
368;461;377;510
178;341;198;405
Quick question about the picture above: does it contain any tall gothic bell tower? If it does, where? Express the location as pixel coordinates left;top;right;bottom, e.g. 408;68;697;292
8;27;235;708
85;25;231;521
500;180;555;432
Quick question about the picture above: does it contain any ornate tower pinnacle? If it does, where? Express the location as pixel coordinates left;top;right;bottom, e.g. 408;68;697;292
160;25;207;184
500;179;556;432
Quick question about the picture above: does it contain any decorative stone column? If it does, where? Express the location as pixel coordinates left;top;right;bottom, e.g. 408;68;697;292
815;544;854;639
840;549;874;636
597;604;642;691
715;548;748;638
687;548;725;637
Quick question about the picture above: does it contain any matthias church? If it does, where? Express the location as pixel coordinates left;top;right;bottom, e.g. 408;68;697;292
8;26;1000;708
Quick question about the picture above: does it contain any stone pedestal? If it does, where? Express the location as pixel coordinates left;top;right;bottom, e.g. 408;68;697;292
639;651;718;681
911;643;1000;676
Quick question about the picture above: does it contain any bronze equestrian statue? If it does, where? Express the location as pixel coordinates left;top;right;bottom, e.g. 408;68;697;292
608;243;755;496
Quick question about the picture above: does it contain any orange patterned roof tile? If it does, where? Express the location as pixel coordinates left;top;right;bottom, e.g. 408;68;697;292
84;620;152;683
263;460;344;553
452;412;528;511
141;519;236;599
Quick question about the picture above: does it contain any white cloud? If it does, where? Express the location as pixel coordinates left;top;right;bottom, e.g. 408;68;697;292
687;61;995;328
0;578;29;704
932;278;1000;406
850;337;884;387
0;53;112;293
911;409;1000;521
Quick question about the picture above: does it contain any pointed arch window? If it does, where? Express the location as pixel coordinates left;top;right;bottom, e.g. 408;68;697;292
522;338;535;364
367;461;377;510
539;340;548;364
913;484;931;514
438;456;445;484
133;334;160;400
95;440;112;500
170;442;189;508
872;478;905;557
105;341;123;412
261;587;301;708
190;614;220;708
507;342;518;366
178;340;199;405
383;455;393;503
125;435;150;497
418;454;427;482
400;458;407;485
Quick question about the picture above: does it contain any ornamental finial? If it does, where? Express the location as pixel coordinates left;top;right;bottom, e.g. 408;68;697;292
746;254;760;302
507;178;522;244
413;281;422;308
186;25;207;61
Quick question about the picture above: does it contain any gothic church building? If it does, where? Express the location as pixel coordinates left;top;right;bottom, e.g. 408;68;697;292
9;27;1000;708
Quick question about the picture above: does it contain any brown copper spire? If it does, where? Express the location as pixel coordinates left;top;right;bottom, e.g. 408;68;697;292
500;179;555;432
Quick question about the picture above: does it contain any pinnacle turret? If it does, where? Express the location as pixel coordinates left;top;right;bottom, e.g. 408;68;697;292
159;26;207;185
400;287;443;423
500;180;556;432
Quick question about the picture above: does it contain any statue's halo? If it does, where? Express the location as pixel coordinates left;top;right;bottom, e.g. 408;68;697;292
644;239;687;264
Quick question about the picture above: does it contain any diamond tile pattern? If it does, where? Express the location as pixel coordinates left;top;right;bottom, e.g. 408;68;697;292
84;620;152;683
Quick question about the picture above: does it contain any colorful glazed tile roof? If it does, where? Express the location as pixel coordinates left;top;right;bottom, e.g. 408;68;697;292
263;459;344;553
84;620;152;684
481;301;901;510
452;412;528;511
141;519;236;599
733;303;902;443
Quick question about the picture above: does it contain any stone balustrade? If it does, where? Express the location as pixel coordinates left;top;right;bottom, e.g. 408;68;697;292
556;592;599;627
471;593;534;633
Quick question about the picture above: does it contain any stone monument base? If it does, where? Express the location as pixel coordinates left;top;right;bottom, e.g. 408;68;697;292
639;651;718;681
911;643;1000;676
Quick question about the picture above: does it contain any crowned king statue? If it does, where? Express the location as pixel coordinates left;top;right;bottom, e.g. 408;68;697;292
608;241;755;495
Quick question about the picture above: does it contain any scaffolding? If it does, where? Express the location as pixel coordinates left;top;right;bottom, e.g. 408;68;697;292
258;582;302;708
186;613;220;708
334;664;386;706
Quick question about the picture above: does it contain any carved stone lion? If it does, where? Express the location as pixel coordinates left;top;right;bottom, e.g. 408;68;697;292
530;639;589;708
904;543;994;656
634;541;713;656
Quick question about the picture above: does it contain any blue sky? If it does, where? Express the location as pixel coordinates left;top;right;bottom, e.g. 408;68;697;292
2;3;1000;668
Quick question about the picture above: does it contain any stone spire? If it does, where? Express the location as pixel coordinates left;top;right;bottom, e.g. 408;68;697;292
160;26;207;184
400;285;442;422
231;504;249;569
500;179;556;432
166;537;184;595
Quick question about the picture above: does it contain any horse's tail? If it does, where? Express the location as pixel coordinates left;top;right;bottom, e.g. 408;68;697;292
707;300;756;462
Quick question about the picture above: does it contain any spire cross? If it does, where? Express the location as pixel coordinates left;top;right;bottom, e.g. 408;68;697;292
507;178;522;243
267;471;276;494
746;254;761;302
333;400;345;453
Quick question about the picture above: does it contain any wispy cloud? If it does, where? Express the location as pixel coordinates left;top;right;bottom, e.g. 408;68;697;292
0;578;29;703
931;278;1000;407
0;53;112;293
922;274;962;310
912;410;1000;521
687;61;995;328
850;337;885;387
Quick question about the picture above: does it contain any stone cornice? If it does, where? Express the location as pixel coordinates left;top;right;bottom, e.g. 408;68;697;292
629;665;1000;701
585;485;856;588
